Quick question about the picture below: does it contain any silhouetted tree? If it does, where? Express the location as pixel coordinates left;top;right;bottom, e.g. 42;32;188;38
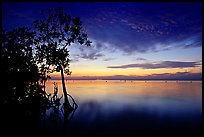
33;8;91;110
1;8;88;134
1;27;38;103
1;27;55;134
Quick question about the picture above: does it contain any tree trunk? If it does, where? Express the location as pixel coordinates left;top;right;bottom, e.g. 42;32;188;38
43;80;46;92
60;65;72;110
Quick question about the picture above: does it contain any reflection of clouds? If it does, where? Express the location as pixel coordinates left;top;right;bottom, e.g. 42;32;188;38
73;98;201;134
45;80;201;135
77;101;101;123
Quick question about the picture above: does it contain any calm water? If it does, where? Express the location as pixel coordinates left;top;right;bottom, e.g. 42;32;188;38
44;80;202;135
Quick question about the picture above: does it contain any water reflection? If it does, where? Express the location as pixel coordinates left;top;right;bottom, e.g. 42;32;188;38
65;102;201;135
44;80;202;135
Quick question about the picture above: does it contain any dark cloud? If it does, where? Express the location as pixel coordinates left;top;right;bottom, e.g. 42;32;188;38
69;58;79;63
72;42;105;60
76;52;104;60
136;57;147;61
2;2;202;55
107;61;201;69
103;58;115;61
83;3;202;54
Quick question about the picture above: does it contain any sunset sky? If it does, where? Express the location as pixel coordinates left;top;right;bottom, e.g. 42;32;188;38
2;2;202;80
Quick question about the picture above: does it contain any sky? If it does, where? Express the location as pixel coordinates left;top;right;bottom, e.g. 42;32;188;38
2;2;202;80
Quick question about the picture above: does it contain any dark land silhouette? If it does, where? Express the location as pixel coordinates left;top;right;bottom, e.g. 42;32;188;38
1;8;89;135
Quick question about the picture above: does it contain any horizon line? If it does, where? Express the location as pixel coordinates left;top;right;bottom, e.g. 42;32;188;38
49;78;202;81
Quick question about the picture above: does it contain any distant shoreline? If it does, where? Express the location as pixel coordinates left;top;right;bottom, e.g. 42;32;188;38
49;79;202;81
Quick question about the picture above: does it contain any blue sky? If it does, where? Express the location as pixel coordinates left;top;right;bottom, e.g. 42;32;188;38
2;2;202;80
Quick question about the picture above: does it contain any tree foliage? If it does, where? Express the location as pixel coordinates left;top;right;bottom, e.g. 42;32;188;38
1;27;38;101
34;8;91;76
1;7;91;113
33;8;91;109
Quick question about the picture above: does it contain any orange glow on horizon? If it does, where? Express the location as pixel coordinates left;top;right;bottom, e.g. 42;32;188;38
49;66;202;78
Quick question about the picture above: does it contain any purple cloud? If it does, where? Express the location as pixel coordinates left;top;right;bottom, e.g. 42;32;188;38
107;61;201;69
70;58;79;63
76;52;104;60
83;3;202;54
103;58;115;61
136;57;147;61
2;3;202;55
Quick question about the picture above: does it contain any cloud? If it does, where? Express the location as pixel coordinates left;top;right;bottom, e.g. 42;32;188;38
83;3;202;54
80;52;104;60
107;61;201;69
2;2;202;56
75;49;104;60
136;57;147;61
10;10;35;21
103;58;115;61
70;58;79;63
71;42;105;60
